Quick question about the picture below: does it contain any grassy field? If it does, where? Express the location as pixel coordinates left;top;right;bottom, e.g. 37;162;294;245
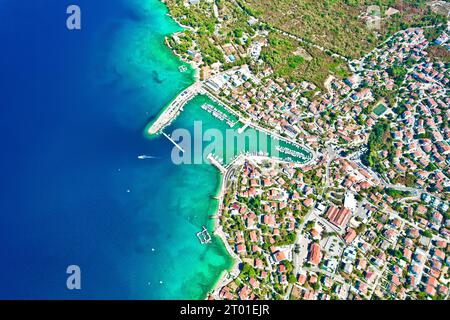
239;0;448;59
260;33;350;89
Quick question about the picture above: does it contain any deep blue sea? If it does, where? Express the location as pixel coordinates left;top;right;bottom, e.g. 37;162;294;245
0;0;231;299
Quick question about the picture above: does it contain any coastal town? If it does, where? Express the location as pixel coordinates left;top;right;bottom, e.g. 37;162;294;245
150;0;450;300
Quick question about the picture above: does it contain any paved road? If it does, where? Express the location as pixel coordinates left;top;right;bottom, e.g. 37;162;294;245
325;144;336;187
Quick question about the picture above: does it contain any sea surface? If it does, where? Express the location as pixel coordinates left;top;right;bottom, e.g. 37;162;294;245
0;0;233;299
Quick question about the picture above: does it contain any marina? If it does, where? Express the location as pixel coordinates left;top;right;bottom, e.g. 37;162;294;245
275;145;312;162
200;103;237;128
147;81;314;166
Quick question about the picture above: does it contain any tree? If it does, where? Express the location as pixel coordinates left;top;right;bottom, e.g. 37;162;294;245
288;273;297;284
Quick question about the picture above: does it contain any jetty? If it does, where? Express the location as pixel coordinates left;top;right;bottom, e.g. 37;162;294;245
197;226;212;244
147;82;202;135
162;131;185;153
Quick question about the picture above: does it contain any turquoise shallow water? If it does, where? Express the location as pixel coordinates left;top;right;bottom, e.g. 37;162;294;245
89;0;236;299
166;95;313;165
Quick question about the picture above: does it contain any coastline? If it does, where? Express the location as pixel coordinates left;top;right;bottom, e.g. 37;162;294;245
147;1;314;299
207;156;245;299
144;1;200;139
148;0;236;299
145;3;314;161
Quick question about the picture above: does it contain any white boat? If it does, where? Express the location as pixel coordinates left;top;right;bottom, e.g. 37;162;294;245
138;155;156;160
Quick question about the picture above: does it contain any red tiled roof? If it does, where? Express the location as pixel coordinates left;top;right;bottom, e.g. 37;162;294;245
309;243;321;266
326;206;352;228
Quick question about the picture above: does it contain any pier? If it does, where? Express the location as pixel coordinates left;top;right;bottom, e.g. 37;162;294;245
207;153;226;174
201;103;237;128
197;226;212;244
162;131;185;153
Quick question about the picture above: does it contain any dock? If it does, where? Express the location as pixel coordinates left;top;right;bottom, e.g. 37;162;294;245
197;226;212;244
162;131;185;153
200;103;237;128
237;121;250;134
